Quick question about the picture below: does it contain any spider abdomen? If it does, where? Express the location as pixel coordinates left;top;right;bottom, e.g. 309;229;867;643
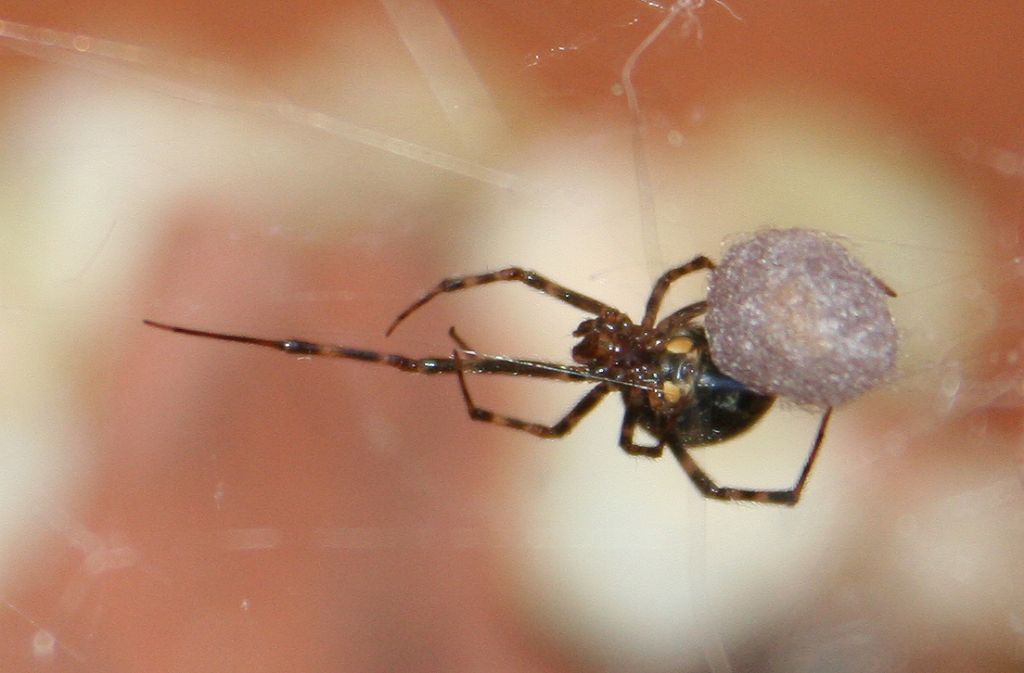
647;327;775;447
676;366;775;446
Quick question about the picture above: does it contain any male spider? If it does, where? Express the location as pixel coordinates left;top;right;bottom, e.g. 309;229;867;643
145;257;831;505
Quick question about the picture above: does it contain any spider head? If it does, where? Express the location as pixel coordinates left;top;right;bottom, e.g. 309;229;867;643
570;310;642;368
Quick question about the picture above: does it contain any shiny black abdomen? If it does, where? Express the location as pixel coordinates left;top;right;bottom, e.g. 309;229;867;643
637;326;775;448
674;363;775;446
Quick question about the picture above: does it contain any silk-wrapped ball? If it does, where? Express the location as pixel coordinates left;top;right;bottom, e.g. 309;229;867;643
705;229;898;407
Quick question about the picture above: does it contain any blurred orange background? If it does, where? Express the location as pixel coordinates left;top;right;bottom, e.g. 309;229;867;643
0;2;1021;672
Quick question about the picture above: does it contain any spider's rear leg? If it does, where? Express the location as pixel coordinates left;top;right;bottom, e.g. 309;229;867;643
618;400;664;458
668;408;833;505
387;268;614;336
452;350;611;438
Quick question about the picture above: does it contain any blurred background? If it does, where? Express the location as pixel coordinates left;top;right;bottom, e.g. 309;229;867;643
0;1;1021;671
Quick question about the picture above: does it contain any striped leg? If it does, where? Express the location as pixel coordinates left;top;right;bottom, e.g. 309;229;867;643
618;395;663;457
144;320;460;373
668;408;833;505
654;300;707;332
387;268;614;336
146;320;602;382
641;256;715;328
453;352;611;437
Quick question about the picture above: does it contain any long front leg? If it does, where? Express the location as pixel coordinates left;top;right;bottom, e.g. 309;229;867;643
641;256;715;328
387;268;614;336
668;408;833;505
144;320;461;374
145;319;617;385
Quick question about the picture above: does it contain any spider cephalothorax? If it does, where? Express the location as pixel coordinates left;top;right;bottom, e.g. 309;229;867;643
571;309;653;373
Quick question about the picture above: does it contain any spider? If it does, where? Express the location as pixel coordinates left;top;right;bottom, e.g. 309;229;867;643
145;257;831;505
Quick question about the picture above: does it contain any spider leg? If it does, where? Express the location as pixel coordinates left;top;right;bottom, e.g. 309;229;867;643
453;349;611;437
641;255;715;328
654;300;707;332
387;268;614;336
447;326;472;351
668;408;833;505
144;320;464;373
875;277;898;297
145;320;607;383
618;394;664;457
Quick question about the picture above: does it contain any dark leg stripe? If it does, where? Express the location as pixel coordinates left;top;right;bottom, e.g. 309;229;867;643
641;255;715;328
387;267;614;336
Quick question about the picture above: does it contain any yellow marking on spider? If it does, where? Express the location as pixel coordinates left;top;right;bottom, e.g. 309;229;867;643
662;381;682;404
665;336;694;354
